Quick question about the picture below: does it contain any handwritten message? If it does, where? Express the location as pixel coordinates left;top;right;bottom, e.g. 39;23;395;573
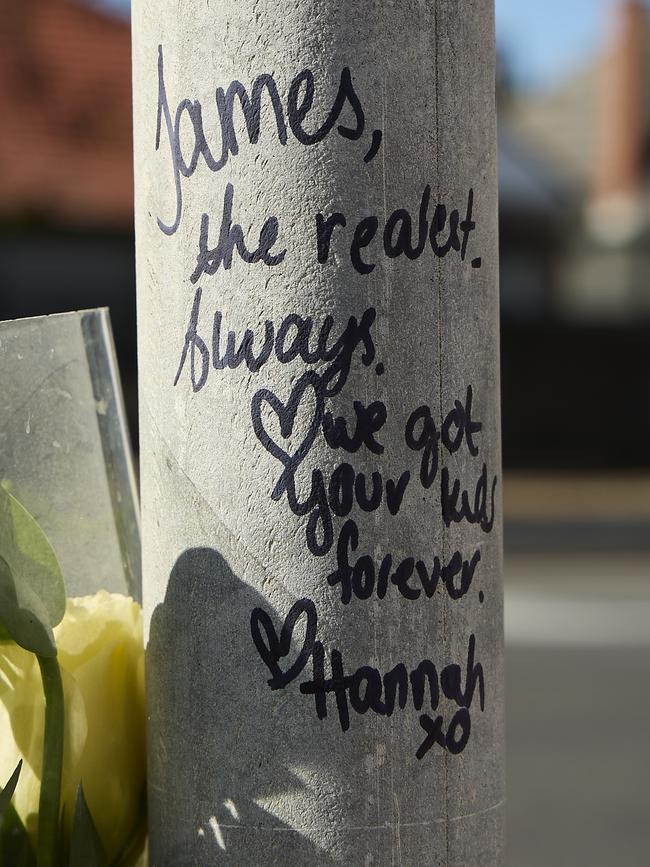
158;46;497;761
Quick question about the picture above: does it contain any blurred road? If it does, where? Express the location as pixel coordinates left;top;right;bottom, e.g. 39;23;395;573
507;644;650;867
504;500;650;867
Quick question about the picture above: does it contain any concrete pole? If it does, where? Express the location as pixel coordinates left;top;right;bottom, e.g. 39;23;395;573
132;2;504;865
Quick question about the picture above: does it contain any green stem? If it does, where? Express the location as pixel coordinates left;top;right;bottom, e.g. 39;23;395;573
36;655;64;867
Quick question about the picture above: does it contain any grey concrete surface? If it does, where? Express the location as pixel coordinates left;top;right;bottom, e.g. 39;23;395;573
505;540;650;867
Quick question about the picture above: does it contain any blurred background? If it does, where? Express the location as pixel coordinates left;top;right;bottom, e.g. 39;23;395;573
0;0;648;864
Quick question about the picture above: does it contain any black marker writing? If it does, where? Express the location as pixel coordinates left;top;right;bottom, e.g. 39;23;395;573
327;519;482;605
174;288;376;394
251;598;485;759
190;182;286;283
316;187;480;275
156;45;382;235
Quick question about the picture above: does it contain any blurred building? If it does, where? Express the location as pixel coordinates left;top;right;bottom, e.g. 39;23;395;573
0;0;648;468
0;0;137;429
0;0;132;226
498;0;650;468
502;0;650;322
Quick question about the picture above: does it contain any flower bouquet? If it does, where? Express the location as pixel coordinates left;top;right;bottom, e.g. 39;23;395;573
0;484;146;867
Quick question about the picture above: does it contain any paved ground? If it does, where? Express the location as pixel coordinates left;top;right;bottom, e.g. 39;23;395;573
506;644;650;867
504;534;650;867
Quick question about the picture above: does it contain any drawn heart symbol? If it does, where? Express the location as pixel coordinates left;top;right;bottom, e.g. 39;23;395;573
251;370;325;500
250;599;317;690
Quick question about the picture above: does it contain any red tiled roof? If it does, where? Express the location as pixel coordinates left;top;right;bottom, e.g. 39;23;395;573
0;0;133;228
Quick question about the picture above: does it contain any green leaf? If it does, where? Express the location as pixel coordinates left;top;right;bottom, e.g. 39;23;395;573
0;761;22;822
68;786;107;867
0;801;36;867
0;487;66;657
